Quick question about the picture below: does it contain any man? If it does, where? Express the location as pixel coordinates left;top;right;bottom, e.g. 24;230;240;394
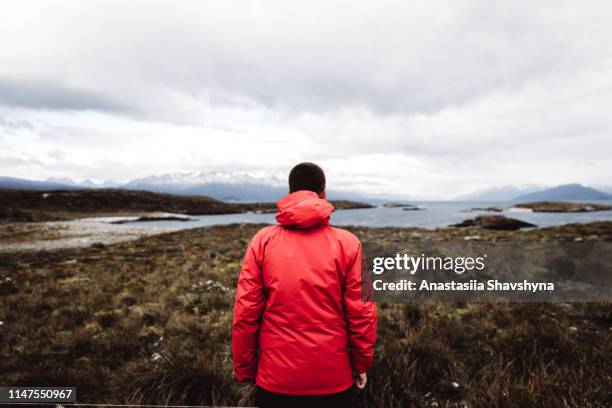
232;162;378;407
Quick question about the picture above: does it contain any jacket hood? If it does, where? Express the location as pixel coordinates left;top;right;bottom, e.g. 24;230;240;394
275;190;334;228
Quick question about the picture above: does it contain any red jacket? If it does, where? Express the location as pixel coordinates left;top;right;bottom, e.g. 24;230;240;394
232;190;378;395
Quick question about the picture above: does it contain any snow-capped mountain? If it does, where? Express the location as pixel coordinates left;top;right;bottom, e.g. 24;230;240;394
122;171;288;202
1;171;375;202
124;171;285;189
46;177;121;188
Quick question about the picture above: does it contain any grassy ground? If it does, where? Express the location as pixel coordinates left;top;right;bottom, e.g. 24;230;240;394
0;223;611;407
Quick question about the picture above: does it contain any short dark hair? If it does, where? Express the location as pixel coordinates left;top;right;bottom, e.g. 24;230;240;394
289;162;326;193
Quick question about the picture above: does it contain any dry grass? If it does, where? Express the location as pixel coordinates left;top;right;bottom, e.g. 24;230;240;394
0;223;611;407
0;222;65;244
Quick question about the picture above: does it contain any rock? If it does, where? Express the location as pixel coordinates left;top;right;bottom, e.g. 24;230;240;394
0;276;18;295
452;215;537;231
191;280;230;293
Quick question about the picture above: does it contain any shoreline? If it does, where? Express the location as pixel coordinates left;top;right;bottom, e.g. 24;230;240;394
2;214;611;253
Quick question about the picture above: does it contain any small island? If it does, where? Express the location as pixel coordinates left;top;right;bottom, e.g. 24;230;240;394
402;206;425;211
383;202;415;208
452;215;537;231
466;206;504;212
329;200;375;210
515;201;612;213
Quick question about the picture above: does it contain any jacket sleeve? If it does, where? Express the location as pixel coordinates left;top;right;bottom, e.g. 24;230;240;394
343;242;378;373
232;233;266;381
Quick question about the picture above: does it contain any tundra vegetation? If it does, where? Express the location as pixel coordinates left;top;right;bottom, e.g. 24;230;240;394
0;219;611;407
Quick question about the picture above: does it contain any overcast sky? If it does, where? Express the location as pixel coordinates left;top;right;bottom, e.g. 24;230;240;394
1;0;611;198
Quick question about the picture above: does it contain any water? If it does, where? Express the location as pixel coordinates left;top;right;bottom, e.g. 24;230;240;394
128;201;612;230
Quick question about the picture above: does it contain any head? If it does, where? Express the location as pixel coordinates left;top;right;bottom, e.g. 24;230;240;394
288;162;326;198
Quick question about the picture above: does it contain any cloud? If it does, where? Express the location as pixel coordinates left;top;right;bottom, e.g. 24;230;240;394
0;79;127;112
2;0;603;118
47;149;67;161
0;153;43;168
0;116;34;137
0;1;611;197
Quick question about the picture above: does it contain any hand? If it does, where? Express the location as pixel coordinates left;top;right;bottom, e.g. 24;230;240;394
355;372;367;389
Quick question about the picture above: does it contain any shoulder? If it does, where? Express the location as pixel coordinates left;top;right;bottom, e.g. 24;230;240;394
249;225;281;245
245;226;280;261
328;226;361;268
328;226;361;248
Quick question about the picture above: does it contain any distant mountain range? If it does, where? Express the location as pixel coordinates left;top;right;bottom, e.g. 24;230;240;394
2;175;611;202
457;183;612;202
0;176;82;191
121;171;287;201
512;184;612;202
455;184;544;201
46;177;122;189
0;173;376;202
